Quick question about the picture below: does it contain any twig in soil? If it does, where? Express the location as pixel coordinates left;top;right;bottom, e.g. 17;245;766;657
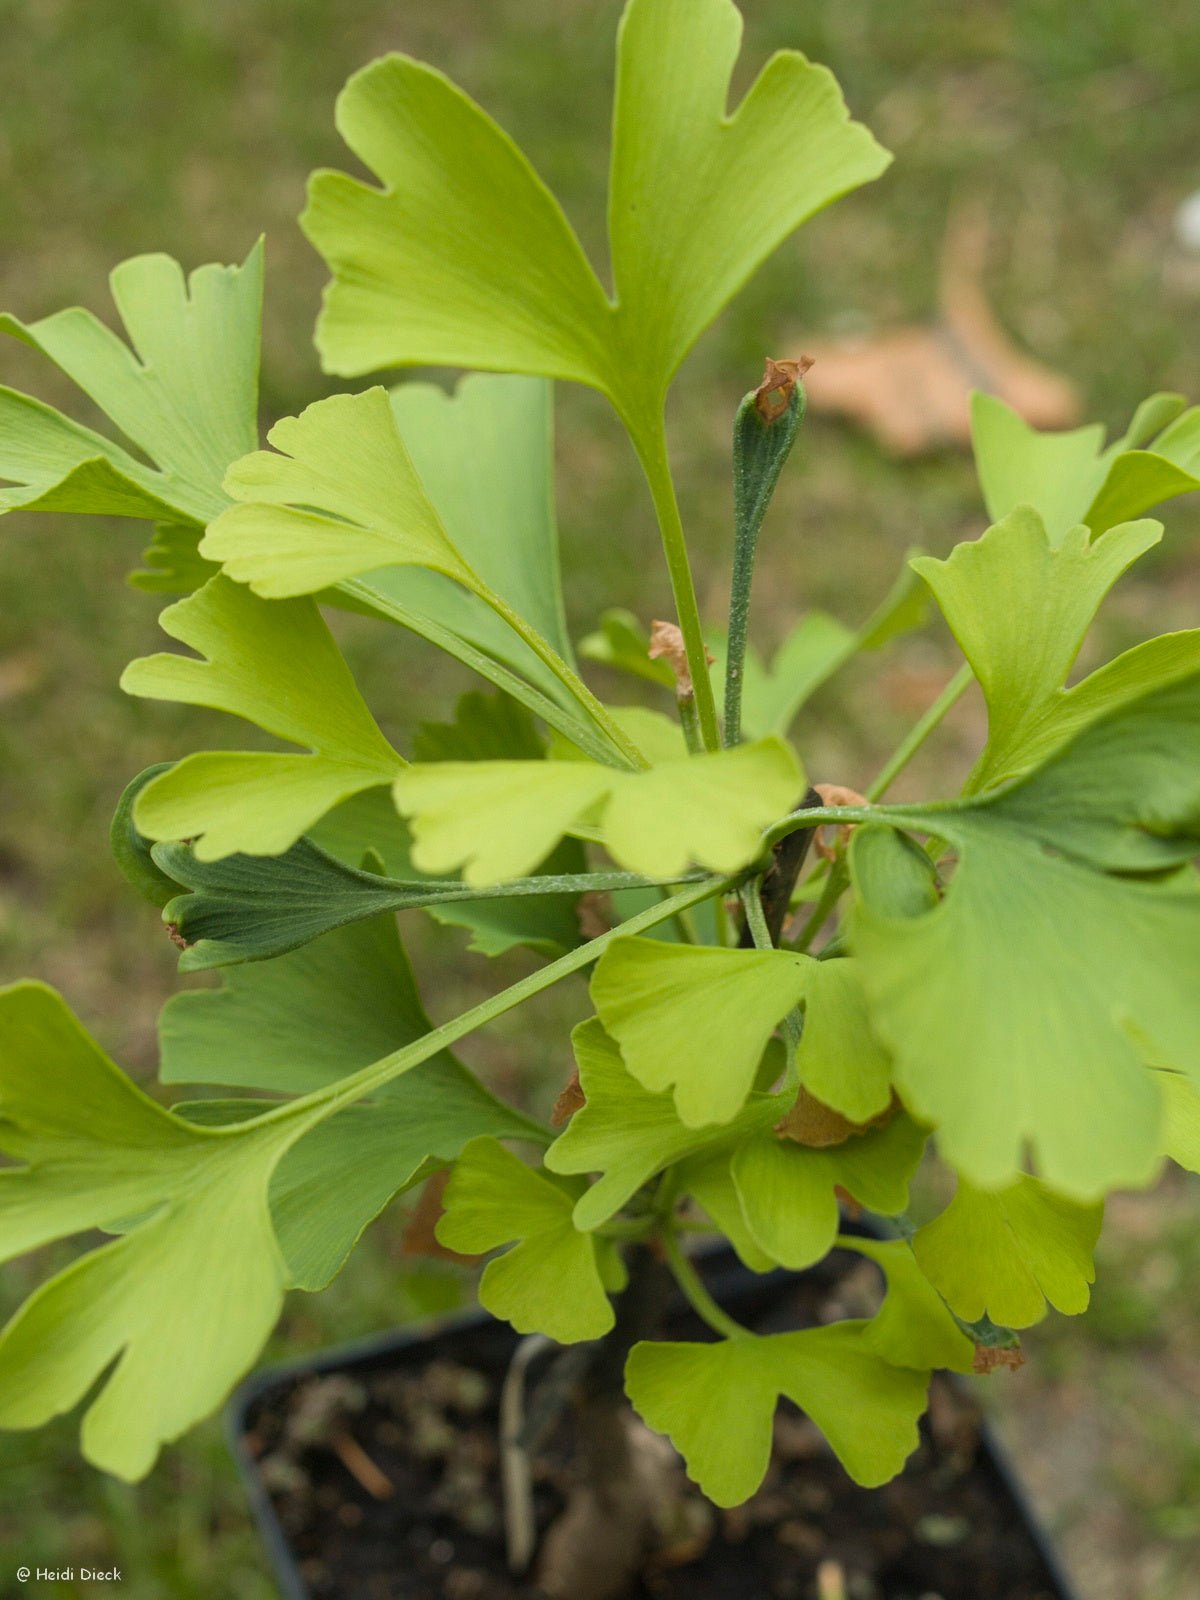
817;1559;848;1600
500;1332;553;1573
330;1429;394;1501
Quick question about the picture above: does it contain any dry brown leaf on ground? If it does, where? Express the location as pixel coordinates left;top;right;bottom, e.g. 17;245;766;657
0;651;44;703
798;206;1080;455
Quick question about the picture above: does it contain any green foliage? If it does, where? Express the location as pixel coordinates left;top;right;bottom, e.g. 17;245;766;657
788;958;893;1120
972;391;1200;540
0;983;294;1480
205;386;473;597
436;1138;621;1343
4;0;1199;1530
0;244;262;527
123;577;404;858
302;0;888;429
545;1019;783;1229
161;912;538;1289
153;836;461;969
591;939;812;1124
128;521;221;595
160;905;458;1093
712;612;857;734
0;873;712;1477
708;551;929;739
850;659;1200;1197
840;1237;975;1374
109;764;180;908
912;1177;1102;1329
724;375;807;743
692;1113;925;1271
625;1317;928;1507
913;507;1162;788
392;734;802;886
592;939;894;1126
202;375;645;769
579;610;677;689
1162;1072;1200;1174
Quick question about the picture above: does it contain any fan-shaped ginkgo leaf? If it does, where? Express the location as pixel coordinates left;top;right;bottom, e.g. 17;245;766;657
849;660;1200;1196
436;1137;618;1343
545;1019;782;1229
625;1319;926;1506
160;911;539;1290
302;0;889;426
0;982;297;1480
972;390;1200;541
203;387;471;597
912;507;1161;789
393;736;803;888
122;577;403;859
912;1176;1102;1329
0;243;262;528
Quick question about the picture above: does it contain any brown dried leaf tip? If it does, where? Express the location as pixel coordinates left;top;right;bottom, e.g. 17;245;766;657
973;1344;1026;1375
577;890;614;941
647;619;714;699
813;781;870;862
755;355;814;422
164;922;190;951
551;1069;587;1127
776;1086;899;1148
401;1169;479;1265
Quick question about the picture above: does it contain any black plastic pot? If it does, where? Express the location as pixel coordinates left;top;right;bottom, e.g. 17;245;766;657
228;1247;1079;1600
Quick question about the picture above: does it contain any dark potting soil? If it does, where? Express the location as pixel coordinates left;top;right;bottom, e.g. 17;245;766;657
240;1250;1067;1600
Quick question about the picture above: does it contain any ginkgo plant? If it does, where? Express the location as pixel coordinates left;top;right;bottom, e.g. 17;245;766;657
3;0;1200;1589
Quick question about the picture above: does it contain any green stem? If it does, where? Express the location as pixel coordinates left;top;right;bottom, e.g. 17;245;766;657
231;874;729;1140
764;803;881;849
338;577;623;772
725;381;804;747
794;859;849;952
658;883;699;945
660;1228;748;1341
723;525;757;749
741;881;801;1078
713;891;731;948
597;1218;657;1241
740;882;773;951
867;662;974;802
351;866;712;910
480;585;649;770
678;693;704;756
633;421;722;753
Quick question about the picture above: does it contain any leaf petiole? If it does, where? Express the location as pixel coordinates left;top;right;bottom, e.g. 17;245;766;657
231;873;730;1138
339;577;625;769
741;880;802;1081
633;420;723;753
473;582;651;771
660;1228;748;1341
867;661;975;802
793;859;849;952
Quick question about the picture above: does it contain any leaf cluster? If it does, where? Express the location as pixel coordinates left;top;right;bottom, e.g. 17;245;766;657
1;0;1198;1518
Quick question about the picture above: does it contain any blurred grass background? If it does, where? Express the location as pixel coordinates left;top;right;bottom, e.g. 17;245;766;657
0;0;1198;1595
